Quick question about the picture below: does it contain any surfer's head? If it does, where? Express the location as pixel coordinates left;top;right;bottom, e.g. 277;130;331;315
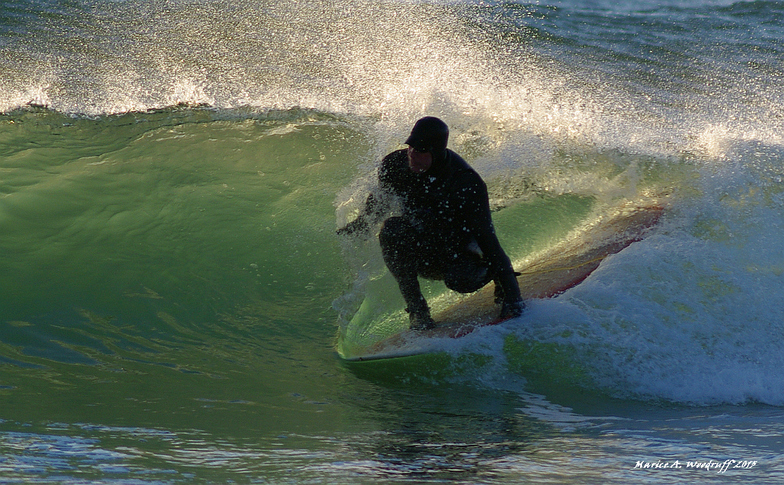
405;117;448;173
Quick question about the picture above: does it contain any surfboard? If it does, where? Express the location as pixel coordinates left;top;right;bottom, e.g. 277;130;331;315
339;196;665;362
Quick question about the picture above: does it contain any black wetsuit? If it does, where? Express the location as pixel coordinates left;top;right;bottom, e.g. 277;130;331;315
366;149;521;314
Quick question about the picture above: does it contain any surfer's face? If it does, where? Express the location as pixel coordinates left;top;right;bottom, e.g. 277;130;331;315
407;146;433;174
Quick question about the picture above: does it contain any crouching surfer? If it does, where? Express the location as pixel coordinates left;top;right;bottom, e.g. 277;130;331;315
338;116;525;330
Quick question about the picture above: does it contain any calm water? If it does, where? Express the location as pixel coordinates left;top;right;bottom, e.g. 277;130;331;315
1;0;784;483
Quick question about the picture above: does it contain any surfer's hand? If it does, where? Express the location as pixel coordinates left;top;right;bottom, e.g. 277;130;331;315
336;217;369;238
500;299;525;319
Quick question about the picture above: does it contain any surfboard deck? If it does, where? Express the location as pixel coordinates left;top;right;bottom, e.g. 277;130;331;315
340;197;665;362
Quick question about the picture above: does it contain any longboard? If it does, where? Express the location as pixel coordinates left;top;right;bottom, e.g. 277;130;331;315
340;197;665;362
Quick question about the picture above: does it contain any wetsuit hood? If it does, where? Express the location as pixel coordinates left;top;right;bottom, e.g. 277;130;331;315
405;117;449;162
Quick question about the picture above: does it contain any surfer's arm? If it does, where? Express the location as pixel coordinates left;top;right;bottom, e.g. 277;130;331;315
458;173;524;314
336;191;388;237
337;150;408;238
479;228;525;318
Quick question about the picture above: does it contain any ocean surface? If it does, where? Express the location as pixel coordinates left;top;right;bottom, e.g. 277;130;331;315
2;0;784;482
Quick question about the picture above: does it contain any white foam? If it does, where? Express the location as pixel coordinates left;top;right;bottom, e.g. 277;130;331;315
504;189;784;405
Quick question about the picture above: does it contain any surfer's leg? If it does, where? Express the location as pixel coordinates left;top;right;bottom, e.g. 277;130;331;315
379;217;435;330
443;251;492;293
442;239;491;294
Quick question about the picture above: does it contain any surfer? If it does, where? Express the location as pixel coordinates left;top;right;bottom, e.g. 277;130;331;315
338;117;524;330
